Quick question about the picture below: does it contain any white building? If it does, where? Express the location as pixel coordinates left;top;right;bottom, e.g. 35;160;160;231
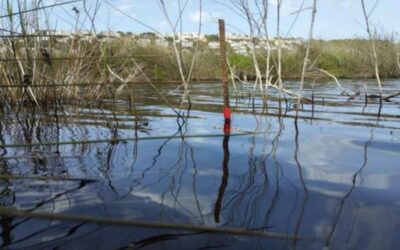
208;42;219;49
137;38;151;47
229;42;248;55
155;39;169;47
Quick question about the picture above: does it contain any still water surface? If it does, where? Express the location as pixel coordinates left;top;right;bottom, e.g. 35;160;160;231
0;80;399;249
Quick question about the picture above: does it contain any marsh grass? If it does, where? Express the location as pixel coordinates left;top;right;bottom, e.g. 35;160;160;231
0;0;142;106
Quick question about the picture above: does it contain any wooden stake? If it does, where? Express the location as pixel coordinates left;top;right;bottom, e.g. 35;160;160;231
218;19;231;122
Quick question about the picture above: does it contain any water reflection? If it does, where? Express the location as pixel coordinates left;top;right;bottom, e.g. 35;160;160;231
0;80;399;249
214;119;231;223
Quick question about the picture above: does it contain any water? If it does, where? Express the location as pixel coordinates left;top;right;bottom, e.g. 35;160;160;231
0;79;399;249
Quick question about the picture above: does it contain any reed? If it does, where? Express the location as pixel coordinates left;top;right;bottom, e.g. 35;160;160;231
0;0;141;106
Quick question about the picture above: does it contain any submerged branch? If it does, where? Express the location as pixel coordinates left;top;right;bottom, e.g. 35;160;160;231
0;206;314;240
0;175;98;183
314;68;357;97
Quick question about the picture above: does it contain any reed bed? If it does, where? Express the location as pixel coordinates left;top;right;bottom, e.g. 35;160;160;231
0;0;399;107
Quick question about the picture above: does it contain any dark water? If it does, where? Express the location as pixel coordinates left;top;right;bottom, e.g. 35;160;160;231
0;80;399;249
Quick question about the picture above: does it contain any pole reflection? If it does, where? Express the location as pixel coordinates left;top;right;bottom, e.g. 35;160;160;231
214;119;231;223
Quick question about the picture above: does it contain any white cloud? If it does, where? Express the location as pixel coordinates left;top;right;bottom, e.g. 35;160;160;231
118;4;133;12
157;20;168;30
271;0;315;16
190;11;223;23
115;0;141;13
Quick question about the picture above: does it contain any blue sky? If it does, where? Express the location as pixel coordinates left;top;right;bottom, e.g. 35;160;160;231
3;0;399;39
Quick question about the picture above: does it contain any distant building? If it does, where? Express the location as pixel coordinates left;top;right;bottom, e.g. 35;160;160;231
176;40;193;48
155;39;169;47
137;38;151;47
208;42;219;49
229;42;248;55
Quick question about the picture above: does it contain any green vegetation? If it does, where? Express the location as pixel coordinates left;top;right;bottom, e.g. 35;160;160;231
253;38;400;79
101;37;400;81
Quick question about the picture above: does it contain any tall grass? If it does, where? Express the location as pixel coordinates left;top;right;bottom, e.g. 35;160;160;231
0;0;140;106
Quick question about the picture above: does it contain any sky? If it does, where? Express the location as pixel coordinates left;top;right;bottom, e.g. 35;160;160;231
2;0;399;40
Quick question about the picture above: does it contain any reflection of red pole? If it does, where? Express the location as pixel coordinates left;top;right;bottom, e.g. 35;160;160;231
219;19;231;128
223;118;231;135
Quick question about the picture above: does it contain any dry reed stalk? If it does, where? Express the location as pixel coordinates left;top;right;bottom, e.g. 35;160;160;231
158;1;188;85
276;0;283;92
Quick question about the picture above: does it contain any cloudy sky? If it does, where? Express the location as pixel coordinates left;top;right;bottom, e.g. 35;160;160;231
4;0;399;39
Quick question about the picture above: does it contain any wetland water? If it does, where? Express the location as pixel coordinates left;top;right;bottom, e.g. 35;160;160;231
0;80;399;249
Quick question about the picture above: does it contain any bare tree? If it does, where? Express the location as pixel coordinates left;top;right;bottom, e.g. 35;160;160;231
360;0;382;95
232;0;264;92
298;0;317;102
83;0;101;33
224;0;313;101
158;0;203;105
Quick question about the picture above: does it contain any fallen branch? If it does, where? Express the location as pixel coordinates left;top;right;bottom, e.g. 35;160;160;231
383;91;400;101
367;91;400;101
269;84;312;103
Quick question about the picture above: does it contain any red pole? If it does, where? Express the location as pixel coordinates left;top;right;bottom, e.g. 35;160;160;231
218;19;231;133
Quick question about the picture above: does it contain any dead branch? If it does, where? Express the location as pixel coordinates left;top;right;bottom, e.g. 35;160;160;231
314;68;356;97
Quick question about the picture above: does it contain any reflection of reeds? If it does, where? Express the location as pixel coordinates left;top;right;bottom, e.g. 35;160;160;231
0;131;265;148
292;117;309;249
325;128;374;248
